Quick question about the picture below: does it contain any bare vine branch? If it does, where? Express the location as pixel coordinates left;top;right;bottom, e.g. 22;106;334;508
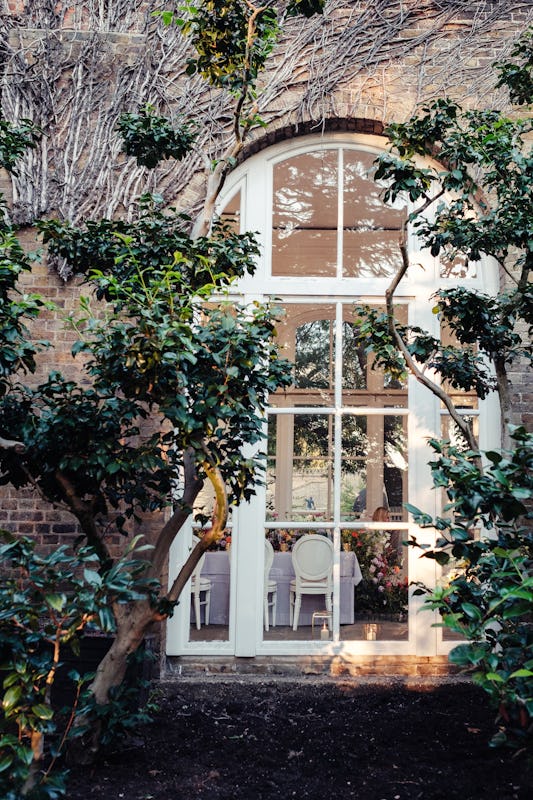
1;1;530;242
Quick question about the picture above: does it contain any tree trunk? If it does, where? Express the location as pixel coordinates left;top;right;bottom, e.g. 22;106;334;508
68;599;157;765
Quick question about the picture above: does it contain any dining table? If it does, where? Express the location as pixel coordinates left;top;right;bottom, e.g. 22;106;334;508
191;549;362;627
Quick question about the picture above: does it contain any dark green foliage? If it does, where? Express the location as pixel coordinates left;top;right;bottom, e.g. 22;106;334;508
0;231;50;394
0;118;40;174
0;221;291;540
378;102;532;270
0;532;156;799
181;1;280;90
436;288;532;369
38;196;260;294
409;428;533;748
352;302;497;398
495;28;533;106
357;31;533;748
161;0;324;93
351;305;407;383
287;0;326;17
118;106;197;169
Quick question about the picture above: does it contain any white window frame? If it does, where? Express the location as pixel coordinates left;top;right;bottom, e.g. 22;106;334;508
166;133;500;659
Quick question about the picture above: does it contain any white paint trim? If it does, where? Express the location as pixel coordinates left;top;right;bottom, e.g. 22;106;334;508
165;132;500;660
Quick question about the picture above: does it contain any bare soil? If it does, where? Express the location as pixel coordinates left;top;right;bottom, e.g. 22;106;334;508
67;678;533;800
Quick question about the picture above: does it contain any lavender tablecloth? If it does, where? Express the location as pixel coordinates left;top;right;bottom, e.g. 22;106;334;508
191;550;362;627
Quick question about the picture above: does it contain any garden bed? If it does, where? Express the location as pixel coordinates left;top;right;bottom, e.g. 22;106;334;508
66;677;533;799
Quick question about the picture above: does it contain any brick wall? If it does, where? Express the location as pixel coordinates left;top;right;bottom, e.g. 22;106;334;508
1;0;531;562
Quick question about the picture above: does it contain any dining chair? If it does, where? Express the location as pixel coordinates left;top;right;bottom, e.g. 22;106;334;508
289;534;334;631
190;537;212;630
264;538;277;631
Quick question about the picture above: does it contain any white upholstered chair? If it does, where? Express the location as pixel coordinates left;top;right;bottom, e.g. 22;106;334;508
190;537;212;630
264;538;277;631
289;534;334;631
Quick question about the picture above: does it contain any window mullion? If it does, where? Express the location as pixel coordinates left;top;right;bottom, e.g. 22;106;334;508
337;148;344;280
332;302;343;638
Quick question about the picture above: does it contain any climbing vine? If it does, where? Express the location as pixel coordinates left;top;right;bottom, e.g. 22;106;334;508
1;0;531;247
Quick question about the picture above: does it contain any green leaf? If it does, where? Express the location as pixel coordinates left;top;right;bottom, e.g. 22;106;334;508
2;685;22;711
460;603;482;620
84;568;102;587
31;702;54;720
0;755;13;773
509;668;533;678
45;593;66;611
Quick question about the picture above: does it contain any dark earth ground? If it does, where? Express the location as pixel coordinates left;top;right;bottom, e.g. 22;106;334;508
67;677;533;800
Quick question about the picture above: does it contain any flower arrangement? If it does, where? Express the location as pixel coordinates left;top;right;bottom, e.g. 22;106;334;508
342;528;381;564
356;546;408;617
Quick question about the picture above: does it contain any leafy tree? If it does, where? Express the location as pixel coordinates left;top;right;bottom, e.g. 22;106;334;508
353;28;533;746
0;0;325;769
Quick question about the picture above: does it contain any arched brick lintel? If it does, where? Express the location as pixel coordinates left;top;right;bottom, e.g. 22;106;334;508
238;117;386;164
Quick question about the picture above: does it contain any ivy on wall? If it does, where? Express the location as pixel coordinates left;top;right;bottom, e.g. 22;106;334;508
1;0;532;240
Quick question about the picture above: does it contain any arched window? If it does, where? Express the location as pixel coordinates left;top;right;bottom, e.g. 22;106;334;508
166;133;499;660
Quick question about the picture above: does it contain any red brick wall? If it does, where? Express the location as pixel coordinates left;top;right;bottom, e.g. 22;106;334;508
1;0;531;559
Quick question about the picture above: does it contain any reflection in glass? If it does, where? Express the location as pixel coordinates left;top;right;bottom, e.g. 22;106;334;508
267;414;333;521
341;305;408;402
440;253;478;279
219;190;241;233
342;321;367;389
343;150;405;278
342;415;408;523
263;530;335;642
294;319;332;389
340;416;367;521
270;303;336;407
187;533;231;643
271;148;408;278
341;529;409;641
272;150;338;277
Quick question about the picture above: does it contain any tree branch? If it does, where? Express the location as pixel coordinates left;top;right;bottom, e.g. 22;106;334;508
53;471;112;566
149;447;204;579
165;446;228;605
386;217;478;453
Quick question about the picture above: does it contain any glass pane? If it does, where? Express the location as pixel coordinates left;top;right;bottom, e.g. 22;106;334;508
272;151;338;277
341;415;367;521
295;319;333;389
440;253;478;279
270;303;336;407
342;306;408;403
263;530;335;641
342;150;405;278
341;527;409;641
343;415;408;522
441;411;479;444
266;414;333;522
342;319;367;390
219;190;241;233
440;322;480;405
187;532;231;643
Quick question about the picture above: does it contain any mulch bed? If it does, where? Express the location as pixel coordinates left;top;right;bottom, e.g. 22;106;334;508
66;678;533;799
